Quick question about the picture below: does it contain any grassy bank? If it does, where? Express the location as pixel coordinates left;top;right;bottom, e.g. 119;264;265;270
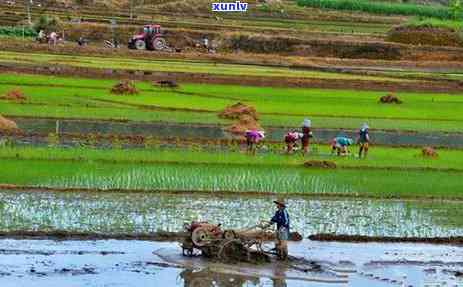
1;145;463;171
1;73;462;133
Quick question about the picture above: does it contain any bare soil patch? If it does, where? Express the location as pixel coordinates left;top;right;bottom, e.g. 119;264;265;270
387;26;463;48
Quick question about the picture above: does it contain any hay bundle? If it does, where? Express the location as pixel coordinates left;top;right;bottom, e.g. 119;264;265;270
422;146;438;158
379;93;402;104
4;88;26;103
219;102;259;120
110;80;138;95
304;160;337;169
226;115;262;135
0;115;19;132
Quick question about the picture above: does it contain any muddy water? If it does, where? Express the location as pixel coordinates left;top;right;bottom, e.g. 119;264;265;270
0;190;462;238
0;239;462;287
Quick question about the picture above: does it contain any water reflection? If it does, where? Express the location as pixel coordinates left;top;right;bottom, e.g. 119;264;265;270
180;269;262;287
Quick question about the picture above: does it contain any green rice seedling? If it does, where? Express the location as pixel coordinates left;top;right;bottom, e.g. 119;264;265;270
297;0;456;20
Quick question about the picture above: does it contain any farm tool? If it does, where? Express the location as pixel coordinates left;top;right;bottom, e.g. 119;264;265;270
181;221;274;263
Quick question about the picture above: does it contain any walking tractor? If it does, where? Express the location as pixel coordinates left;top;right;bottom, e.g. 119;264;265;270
181;221;275;263
128;24;167;51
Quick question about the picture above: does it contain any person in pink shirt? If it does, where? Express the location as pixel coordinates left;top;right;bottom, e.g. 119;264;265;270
244;129;265;155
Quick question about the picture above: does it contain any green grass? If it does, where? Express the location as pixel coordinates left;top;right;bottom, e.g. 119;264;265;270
297;0;458;20
2;145;463;171
0;51;408;82
1;73;463;132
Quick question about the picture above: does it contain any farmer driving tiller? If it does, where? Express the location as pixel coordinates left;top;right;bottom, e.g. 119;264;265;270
181;198;291;262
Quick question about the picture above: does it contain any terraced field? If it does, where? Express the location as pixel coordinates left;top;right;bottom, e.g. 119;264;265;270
1;73;462;132
1;1;463;286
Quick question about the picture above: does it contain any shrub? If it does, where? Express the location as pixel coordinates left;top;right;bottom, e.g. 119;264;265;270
33;15;62;33
0;26;37;37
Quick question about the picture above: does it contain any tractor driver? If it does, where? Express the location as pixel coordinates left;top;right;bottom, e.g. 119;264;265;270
269;198;290;260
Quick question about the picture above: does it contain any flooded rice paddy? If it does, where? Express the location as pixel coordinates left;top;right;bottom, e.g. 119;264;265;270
0;190;462;238
0;239;462;287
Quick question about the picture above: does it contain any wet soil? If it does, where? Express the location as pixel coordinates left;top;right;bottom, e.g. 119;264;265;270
309;234;463;245
0;239;462;287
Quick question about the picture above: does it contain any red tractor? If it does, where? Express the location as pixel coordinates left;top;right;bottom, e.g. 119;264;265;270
128;24;167;51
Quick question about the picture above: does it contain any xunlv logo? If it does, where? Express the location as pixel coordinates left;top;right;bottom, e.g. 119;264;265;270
212;1;248;12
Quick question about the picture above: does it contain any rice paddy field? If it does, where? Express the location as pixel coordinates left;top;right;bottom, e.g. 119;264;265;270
1;1;463;286
1;73;463;133
0;145;462;198
1;190;462;238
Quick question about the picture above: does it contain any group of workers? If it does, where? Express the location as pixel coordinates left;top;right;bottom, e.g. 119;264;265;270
245;119;370;158
36;30;60;45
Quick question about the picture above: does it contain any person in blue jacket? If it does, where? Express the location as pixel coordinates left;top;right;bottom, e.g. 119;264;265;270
330;136;353;156
270;198;290;260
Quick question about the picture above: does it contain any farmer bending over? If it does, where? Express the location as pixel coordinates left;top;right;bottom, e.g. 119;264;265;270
358;123;370;158
269;198;290;260
244;129;265;155
284;132;302;154
331;136;353;156
301;118;313;155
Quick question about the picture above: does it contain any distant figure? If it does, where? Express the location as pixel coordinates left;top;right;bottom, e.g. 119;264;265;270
301;118;313;155
48;31;57;46
331;136;353;156
244;130;265;155
77;36;88;46
284;132;302;154
37;30;46;43
358;123;370;158
202;36;209;49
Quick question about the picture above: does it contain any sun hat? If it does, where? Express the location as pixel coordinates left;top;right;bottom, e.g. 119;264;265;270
273;198;286;207
302;118;311;127
361;123;369;130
